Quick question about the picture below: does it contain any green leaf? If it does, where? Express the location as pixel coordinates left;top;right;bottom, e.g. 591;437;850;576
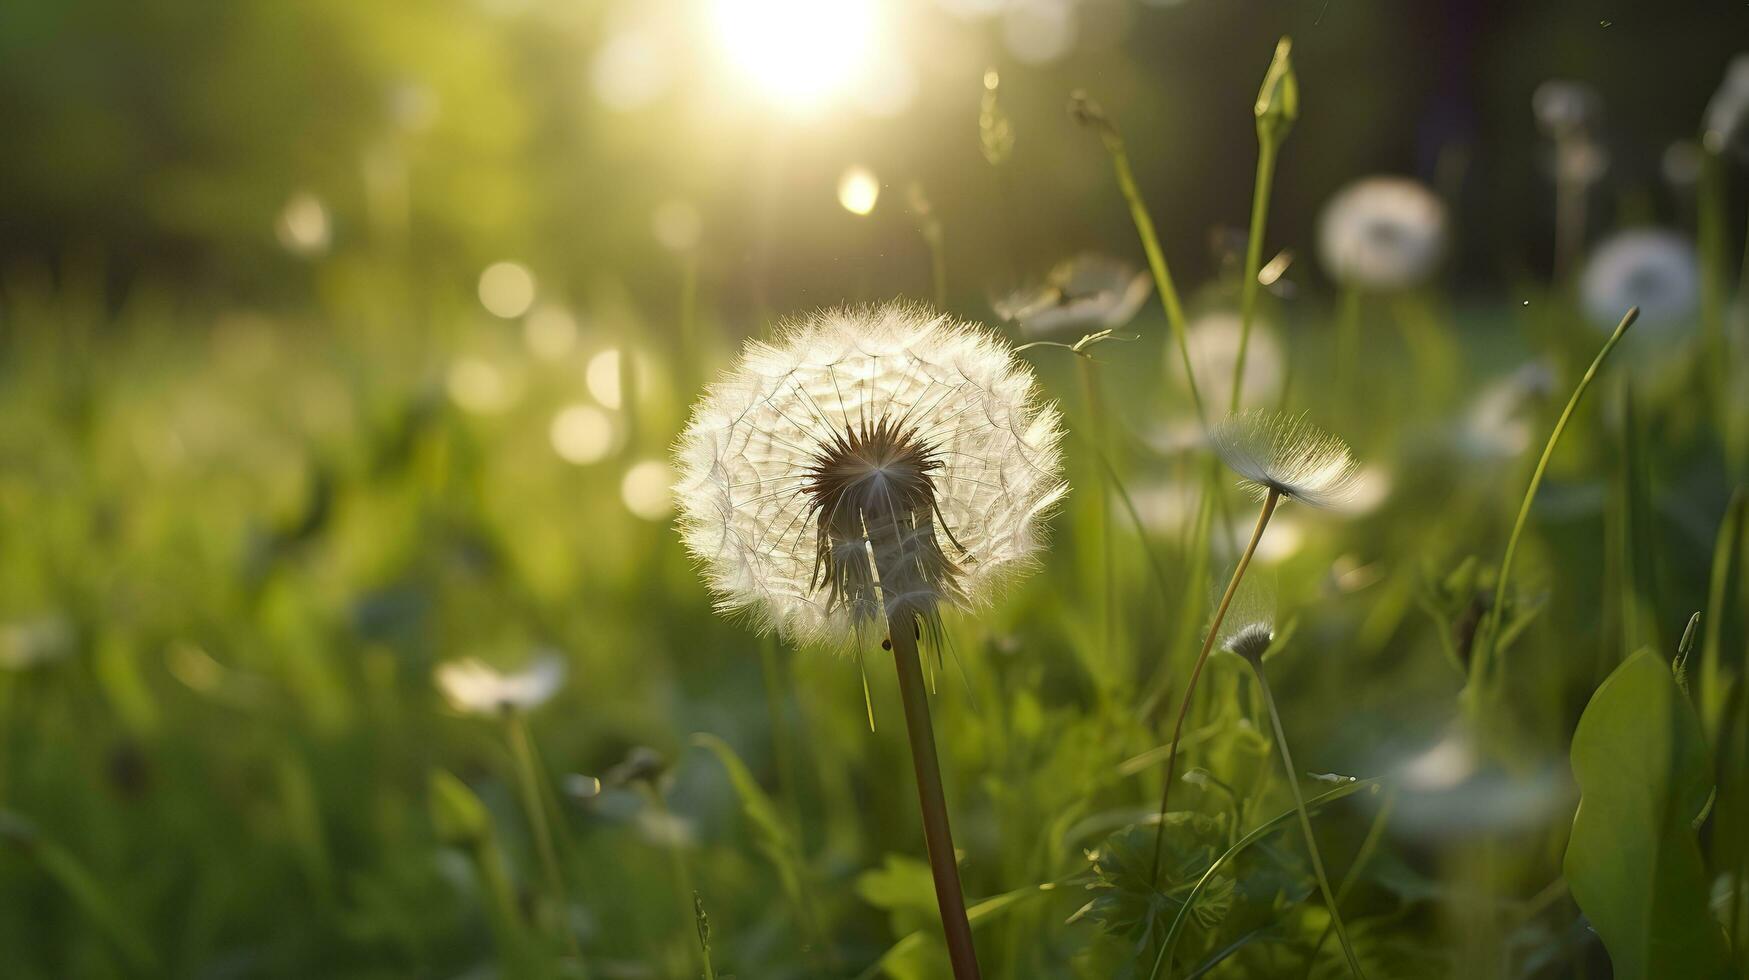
1564;649;1737;980
692;733;808;912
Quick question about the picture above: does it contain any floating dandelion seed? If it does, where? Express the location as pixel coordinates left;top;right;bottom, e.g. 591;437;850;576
1578;229;1699;330
1211;410;1362;508
674;303;1066;646
993;254;1152;338
435;654;566;715
1316;176;1447;291
675;304;1063;979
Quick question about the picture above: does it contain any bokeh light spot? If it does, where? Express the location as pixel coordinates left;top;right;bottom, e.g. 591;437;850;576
586;349;623;408
479;262;536;319
276;192;331;257
550;404;615;464
523;305;579;361
621;459;676;520
837;167;880;216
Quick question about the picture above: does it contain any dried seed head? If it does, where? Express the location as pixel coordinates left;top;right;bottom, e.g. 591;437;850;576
1316;176;1447;291
1212;410;1360;509
674;304;1067;646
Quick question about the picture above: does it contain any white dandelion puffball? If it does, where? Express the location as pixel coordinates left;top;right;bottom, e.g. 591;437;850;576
1316;176;1448;291
1180;311;1284;410
435;653;567;715
674;304;1067;646
1211;410;1360;508
1704;54;1749;160
1579;229;1699;331
1531;79;1601;140
993;254;1153;337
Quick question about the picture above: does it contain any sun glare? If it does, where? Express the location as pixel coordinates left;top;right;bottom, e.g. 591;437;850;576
712;0;879;113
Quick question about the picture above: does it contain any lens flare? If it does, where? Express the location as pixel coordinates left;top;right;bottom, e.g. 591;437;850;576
712;0;879;113
837;167;880;215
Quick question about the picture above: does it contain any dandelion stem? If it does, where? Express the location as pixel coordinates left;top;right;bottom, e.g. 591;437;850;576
1094;123;1209;428
1150;486;1280;886
1336;288;1362;404
1305;787;1397;977
506;711;584;967
1231;133;1281;414
888;619;982;979
1245;659;1365;978
1470;306;1638;697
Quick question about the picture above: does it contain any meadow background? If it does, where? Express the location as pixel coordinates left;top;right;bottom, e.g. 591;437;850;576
3;0;1749;977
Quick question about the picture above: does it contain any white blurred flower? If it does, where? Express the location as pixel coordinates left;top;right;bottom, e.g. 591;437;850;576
1179;311;1284;411
1704;53;1749;160
993;254;1153;338
0;616;74;671
1579;229;1699;330
1316;176;1447;291
1531;79;1601;139
1456;362;1556;460
435;653;567;715
1212;410;1361;509
275;192;331;257
674;304;1066;645
1663;140;1704;189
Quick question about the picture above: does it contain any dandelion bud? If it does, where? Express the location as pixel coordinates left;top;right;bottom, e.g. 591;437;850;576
1254;36;1298;145
1068;90;1115;139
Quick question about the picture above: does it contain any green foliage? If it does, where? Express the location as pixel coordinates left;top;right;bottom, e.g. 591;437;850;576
1564;649;1737;979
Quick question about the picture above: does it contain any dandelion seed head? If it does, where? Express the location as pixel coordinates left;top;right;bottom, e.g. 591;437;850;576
1179;311;1284;410
673;303;1067;647
993;254;1152;338
1216;575;1275;663
1316;176;1447;291
435;653;566;715
1579;229;1699;331
1211;410;1360;508
1531;79;1601;140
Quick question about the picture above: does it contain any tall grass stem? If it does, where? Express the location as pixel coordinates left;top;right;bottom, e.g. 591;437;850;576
1247;660;1365;978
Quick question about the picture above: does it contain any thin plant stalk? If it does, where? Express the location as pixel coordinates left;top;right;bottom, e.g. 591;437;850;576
1245;659;1365;978
1078;355;1120;685
1335;288;1362;403
1231;133;1282;413
1306;788;1398;976
1150;487;1280;884
1088;119;1209;429
1469;306;1638;698
888;618;982;980
506;711;585;967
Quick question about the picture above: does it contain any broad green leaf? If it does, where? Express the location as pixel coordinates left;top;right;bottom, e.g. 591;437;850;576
1564;648;1736;980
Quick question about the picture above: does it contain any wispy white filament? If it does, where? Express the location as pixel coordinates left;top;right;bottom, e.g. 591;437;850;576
1211;410;1361;508
674;304;1067;646
435;654;567;715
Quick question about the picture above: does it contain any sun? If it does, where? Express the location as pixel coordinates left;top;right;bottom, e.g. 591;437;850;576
711;0;880;113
